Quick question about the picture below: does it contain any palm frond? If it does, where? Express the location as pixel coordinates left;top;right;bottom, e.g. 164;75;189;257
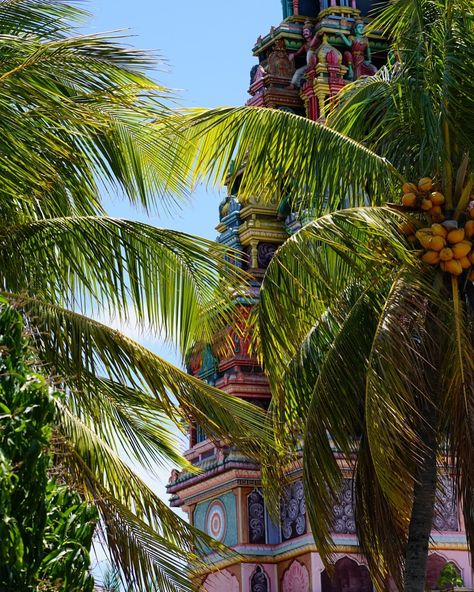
439;279;474;559
5;294;274;459
56;407;231;592
164;107;401;215
349;0;474;190
0;10;192;218
259;207;419;378
0;0;87;37
0;217;245;352
64;372;190;475
354;435;407;591
256;205;474;586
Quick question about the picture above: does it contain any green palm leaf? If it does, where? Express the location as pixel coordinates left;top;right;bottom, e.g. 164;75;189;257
56;406;232;591
257;207;472;585
0;217;243;351
165;106;401;215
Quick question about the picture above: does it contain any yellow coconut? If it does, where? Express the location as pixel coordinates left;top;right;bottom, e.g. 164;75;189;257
444;259;463;275
418;177;433;192
416;232;433;250
429;206;442;217
421;198;433;211
459;256;471;270
465;220;474;239
430;191;445;206
439;247;454;261
431;223;448;238
447;228;465;244
452;240;472;259
402;193;417;207
422;251;440;265
403;182;418;194
429;236;446;252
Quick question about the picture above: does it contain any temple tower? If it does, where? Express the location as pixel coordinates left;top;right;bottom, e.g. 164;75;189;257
167;2;472;590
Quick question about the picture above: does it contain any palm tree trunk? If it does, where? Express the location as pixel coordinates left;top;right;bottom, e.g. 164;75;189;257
403;409;438;592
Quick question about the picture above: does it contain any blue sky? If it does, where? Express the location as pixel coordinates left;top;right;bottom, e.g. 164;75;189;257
85;0;282;239
83;0;285;577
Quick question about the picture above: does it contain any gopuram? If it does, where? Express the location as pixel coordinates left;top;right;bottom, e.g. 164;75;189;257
167;1;472;590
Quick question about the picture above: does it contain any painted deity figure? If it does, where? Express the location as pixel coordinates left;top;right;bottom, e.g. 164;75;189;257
339;21;377;80
287;22;321;89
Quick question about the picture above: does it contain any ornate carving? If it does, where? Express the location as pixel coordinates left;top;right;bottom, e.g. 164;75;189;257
202;570;239;592
332;478;356;534
433;477;458;532
267;38;294;79
251;566;269;592
206;501;227;542
169;468;180;484
257;243;277;268
281;479;307;540
282;560;309;592
248;489;266;544
339;22;377;81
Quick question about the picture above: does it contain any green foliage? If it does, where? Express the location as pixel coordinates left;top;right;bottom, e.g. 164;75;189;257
437;563;464;590
0;1;268;589
162;0;474;589
38;483;98;592
0;303;98;591
0;304;55;589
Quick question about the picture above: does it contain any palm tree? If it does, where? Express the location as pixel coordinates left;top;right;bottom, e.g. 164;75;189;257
166;0;474;590
0;2;270;590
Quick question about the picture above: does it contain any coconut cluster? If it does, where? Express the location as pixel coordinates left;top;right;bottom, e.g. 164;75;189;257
401;177;445;221
416;224;474;276
400;178;474;279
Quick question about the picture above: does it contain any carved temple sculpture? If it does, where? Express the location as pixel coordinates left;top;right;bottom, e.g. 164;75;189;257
167;1;472;590
247;0;383;119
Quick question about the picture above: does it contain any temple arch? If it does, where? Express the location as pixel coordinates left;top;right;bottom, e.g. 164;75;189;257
321;556;373;592
426;553;462;590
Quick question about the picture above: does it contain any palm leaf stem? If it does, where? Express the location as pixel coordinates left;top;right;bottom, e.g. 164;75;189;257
453;172;473;221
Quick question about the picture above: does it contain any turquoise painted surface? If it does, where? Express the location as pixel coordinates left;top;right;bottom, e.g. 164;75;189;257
194;492;238;548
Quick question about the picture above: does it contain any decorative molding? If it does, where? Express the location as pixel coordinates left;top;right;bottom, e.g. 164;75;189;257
201;570;239;592
434;477;459;532
281;480;307;541
332;478;356;534
251;565;269;592
206;500;227;542
248;490;266;544
282;560;310;592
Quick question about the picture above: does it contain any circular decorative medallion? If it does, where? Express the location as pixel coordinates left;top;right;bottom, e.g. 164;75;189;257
206;501;227;542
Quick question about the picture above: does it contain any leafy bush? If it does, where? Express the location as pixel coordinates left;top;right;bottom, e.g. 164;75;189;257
437;563;464;590
0;304;97;590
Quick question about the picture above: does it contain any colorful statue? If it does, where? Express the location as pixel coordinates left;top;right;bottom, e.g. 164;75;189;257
287;21;321;89
339;21;377;80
